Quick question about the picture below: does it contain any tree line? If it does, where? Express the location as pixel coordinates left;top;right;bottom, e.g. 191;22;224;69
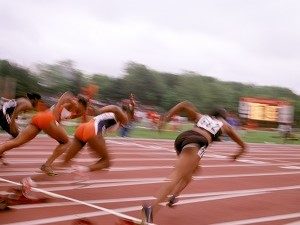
1;59;299;126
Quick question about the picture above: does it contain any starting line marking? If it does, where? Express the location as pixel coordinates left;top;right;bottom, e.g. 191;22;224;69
0;177;156;225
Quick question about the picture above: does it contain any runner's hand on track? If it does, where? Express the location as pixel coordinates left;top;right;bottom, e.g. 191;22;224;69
231;146;247;161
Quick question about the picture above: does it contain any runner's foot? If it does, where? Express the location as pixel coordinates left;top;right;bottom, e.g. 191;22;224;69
40;164;57;176
20;177;36;197
166;195;178;208
0;154;8;166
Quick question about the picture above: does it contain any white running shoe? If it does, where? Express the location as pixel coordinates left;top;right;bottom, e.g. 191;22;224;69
20;177;36;197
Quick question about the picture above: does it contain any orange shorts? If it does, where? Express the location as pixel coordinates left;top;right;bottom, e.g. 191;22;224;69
75;120;96;143
31;110;55;130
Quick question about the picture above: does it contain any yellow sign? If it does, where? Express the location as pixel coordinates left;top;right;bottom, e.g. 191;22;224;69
249;103;278;121
265;105;278;121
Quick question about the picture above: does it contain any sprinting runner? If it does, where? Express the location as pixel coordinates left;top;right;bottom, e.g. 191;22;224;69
0;92;88;175
0;93;41;138
59;104;132;173
141;101;247;223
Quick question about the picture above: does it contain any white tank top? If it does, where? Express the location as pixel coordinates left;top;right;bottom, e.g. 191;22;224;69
50;105;72;120
94;113;116;134
2;99;17;115
60;107;72;120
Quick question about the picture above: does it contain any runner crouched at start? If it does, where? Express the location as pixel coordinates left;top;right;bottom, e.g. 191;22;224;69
60;104;132;174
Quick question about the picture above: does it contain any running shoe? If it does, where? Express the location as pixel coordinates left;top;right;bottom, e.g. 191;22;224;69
166;195;178;208
0;197;10;211
20;177;36;197
141;204;153;224
5;188;48;205
0;154;8;166
40;164;57;176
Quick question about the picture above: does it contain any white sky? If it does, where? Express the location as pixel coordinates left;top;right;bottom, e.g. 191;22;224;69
0;0;299;94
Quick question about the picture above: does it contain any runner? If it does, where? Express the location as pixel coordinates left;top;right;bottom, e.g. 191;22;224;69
59;104;132;174
141;101;247;223
119;93;136;137
0;93;41;138
0;92;88;176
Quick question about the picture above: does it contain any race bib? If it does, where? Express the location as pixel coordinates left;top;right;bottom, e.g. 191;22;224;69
197;146;206;158
196;115;223;135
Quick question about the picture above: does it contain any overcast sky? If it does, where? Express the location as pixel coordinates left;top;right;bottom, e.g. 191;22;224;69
0;0;299;94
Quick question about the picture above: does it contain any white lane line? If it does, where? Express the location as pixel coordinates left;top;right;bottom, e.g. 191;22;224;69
1;171;300;187
280;166;300;170
1;161;300;174
109;140;279;166
212;212;300;225
109;165;173;171
178;184;300;199
7;185;300;209
0;177;156;225
5;151;175;156
175;192;267;205
1;172;300;194
45;172;300;191
1;169;300;182
9;139;300;170
42;180;166;192
5;140;298;164
4;156;296;164
284;220;300;225
2;206;142;225
205;154;269;165
12;184;300;209
236;159;268;164
193;171;300;180
3;157;175;163
0;192;271;224
243;153;300;156
250;157;300;160
11;196;156;209
4;190;299;224
107;140;174;152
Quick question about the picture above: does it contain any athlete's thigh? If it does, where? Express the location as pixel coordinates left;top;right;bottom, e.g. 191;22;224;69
43;122;69;143
64;138;84;162
175;148;200;177
87;135;108;158
13;124;40;145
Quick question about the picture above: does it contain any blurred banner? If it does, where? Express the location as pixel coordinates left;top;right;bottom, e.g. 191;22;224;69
239;97;294;124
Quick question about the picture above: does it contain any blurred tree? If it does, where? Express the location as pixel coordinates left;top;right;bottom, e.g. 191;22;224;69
1;58;300;126
123;62;166;105
35;60;84;96
90;74;114;101
0;60;40;97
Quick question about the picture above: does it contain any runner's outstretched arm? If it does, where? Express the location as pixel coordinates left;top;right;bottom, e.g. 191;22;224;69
95;105;128;125
159;101;200;130
223;122;247;160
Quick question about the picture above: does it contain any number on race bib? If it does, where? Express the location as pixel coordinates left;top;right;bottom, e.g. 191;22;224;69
196;115;223;135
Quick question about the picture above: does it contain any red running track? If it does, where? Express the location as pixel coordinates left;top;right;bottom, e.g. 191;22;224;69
0;135;300;225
